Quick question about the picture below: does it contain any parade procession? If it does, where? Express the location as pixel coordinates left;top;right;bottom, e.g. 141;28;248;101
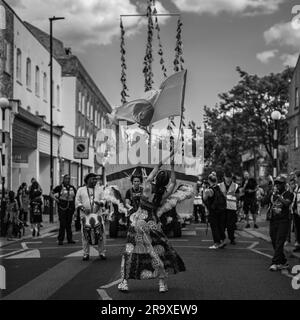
1;0;300;306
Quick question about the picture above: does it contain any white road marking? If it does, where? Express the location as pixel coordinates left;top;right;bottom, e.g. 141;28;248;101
236;231;255;239
97;289;112;300
247;241;259;249
0;248;28;258
6;249;40;259
182;231;197;236
24;242;43;244
97;278;122;300
100;278;122;289
21;242;28;250
65;246;100;258
250;248;273;258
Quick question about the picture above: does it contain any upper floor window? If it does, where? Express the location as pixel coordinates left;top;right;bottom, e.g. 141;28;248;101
296;88;299;109
78;92;82;112
26;58;32;89
43;73;47;101
35;66;40;97
16;48;22;82
4;40;11;74
56;85;60;109
295;127;299;149
87;100;90;119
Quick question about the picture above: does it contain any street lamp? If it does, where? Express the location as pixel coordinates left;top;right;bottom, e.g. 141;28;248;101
271;110;282;178
49;16;65;223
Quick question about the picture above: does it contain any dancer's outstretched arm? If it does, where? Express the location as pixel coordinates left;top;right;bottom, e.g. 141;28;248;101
146;149;175;184
161;160;176;202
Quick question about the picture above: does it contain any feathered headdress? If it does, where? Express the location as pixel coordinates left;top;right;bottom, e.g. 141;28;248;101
156;184;194;218
103;185;129;216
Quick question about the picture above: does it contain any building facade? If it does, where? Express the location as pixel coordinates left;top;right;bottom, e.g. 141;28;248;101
288;56;300;173
25;23;112;187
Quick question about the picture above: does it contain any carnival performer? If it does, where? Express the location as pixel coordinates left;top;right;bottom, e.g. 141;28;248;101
75;173;106;261
117;151;187;293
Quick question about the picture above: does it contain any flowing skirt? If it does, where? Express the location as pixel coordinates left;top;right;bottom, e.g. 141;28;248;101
121;208;185;280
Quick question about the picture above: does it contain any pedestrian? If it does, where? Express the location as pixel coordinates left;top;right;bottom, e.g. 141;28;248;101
256;178;265;216
17;182;30;227
292;170;300;252
29;178;43;228
5;191;19;240
29;181;43;237
219;171;240;245
51;174;77;245
243;177;259;229
117;151;186;293
193;180;206;223
75;173;106;261
203;173;227;249
269;175;294;271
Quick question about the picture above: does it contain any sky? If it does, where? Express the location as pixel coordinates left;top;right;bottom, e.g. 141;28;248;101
7;0;300;128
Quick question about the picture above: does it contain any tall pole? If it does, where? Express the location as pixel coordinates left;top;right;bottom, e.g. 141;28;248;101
49;18;53;223
273;119;279;178
49;16;64;223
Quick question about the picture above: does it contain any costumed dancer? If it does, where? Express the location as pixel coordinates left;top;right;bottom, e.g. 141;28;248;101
75;173;107;261
117;150;188;293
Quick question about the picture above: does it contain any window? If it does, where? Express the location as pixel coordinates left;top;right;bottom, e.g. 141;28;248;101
296;88;299;109
78;92;82;112
4;40;11;74
26;58;31;89
82;95;85;115
95;110;98;126
78;124;81;137
87;100;90;119
43;73;47;100
90;105;93;121
295;127;299;149
35;66;40;97
16;48;22;82
56;85;60;109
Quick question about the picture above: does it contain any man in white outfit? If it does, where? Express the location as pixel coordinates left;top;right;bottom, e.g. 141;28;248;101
75;173;106;261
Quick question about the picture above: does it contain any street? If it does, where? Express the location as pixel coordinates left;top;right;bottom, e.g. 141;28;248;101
1;220;300;300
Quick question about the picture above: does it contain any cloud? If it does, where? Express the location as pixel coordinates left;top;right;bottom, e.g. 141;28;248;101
256;49;278;63
264;21;300;48
171;0;283;16
8;0;169;49
280;53;298;67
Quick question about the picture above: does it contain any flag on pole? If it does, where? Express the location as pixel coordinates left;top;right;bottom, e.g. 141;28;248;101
109;70;187;127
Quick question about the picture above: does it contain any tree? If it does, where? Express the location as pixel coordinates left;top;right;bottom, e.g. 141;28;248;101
204;66;293;175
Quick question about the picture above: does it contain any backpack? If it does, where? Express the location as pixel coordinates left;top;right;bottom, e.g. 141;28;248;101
209;185;227;212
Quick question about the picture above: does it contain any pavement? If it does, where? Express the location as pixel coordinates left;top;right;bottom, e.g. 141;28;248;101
0;214;59;248
239;209;300;260
1;215;300;300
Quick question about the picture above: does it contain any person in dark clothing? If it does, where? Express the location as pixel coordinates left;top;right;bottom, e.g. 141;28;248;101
269;175;294;271
193;180;206;223
125;174;143;214
219;172;240;245
292;171;300;252
29;182;43;237
17;183;29;227
51;174;77;245
243;177;259;229
203;174;227;249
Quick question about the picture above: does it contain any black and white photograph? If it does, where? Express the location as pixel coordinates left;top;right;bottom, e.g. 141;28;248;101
1;0;300;305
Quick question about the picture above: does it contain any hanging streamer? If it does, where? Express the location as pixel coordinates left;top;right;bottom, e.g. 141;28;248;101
153;7;168;79
120;18;129;104
143;0;154;92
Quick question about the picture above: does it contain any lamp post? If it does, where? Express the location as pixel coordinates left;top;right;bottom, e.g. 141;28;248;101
49;16;65;223
271;110;281;178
